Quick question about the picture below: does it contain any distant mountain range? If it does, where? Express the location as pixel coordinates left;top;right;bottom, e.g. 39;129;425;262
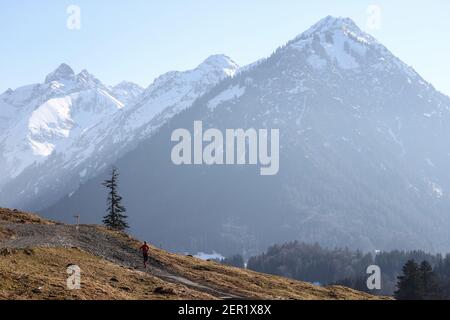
0;55;239;210
3;16;450;256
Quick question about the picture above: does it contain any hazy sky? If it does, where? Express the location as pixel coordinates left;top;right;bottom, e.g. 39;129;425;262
1;0;450;96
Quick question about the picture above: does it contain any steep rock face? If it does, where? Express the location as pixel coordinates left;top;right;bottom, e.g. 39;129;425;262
43;17;450;256
0;55;239;210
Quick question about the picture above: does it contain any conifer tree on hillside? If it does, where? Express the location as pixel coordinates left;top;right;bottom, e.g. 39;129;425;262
394;260;422;300
395;259;444;300
420;261;441;300
102;167;129;231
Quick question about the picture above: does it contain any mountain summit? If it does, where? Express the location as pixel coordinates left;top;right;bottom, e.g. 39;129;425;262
287;16;417;77
198;54;239;76
44;63;76;83
303;16;363;34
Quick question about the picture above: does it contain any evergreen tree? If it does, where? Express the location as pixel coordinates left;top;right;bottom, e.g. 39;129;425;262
246;241;450;297
419;260;441;300
395;260;422;300
102;167;129;231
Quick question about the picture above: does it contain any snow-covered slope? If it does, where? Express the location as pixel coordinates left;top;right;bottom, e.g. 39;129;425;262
91;54;239;148
111;81;144;106
0;55;239;209
44;16;450;255
0;64;125;182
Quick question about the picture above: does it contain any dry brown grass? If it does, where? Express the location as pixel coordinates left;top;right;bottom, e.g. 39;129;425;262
0;208;56;225
0;209;389;300
106;229;389;300
0;226;15;240
148;248;389;300
0;247;214;300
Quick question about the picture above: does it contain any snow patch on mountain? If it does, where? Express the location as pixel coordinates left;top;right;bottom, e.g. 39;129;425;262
208;85;246;111
0;64;127;181
111;81;145;106
115;54;240;141
28;97;73;156
289;15;420;79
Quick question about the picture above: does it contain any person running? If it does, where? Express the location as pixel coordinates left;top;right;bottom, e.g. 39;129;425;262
140;241;150;268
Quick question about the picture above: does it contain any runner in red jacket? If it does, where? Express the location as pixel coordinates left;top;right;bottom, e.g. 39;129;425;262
140;241;150;268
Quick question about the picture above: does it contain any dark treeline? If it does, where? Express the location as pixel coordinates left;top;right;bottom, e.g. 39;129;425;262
220;254;245;268
246;241;450;297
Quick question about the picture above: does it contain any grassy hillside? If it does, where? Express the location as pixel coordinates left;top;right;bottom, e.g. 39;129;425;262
0;208;389;300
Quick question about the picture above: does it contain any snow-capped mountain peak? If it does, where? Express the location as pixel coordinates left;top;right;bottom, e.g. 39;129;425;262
3;88;13;95
113;54;240;143
286;16;420;78
113;81;144;92
45;63;76;83
198;54;239;77
111;81;145;106
288;16;376;70
148;54;239;93
0;64;129;182
76;69;105;89
306;16;363;36
143;54;239;101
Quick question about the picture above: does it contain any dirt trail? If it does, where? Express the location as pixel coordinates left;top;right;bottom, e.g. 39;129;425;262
0;223;242;299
